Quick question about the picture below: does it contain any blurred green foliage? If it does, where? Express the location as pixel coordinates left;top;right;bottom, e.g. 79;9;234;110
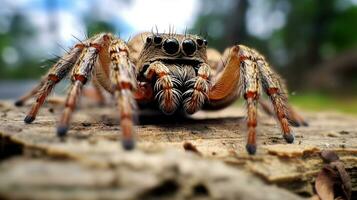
191;0;357;92
289;93;357;115
0;14;46;79
0;11;117;80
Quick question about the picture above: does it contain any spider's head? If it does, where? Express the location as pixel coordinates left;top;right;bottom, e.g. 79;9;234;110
137;33;208;72
137;33;210;115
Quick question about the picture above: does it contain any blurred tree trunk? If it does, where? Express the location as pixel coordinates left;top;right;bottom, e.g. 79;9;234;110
224;0;249;44
306;0;335;67
284;0;337;89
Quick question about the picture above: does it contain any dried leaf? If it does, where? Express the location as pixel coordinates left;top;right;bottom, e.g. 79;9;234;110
315;167;336;200
320;150;339;163
330;161;352;200
316;151;352;200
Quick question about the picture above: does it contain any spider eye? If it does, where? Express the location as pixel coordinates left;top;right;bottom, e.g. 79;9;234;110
182;39;197;56
153;35;163;45
163;38;179;54
204;39;208;46
196;38;204;47
146;36;152;44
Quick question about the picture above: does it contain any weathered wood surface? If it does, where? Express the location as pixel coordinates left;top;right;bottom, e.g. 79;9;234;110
0;100;356;199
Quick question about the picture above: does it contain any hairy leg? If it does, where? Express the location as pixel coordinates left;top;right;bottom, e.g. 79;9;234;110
241;60;260;154
145;61;180;114
255;56;295;143
14;76;46;107
205;46;241;110
22;45;83;123
206;45;301;154
259;99;308;127
183;63;211;114
57;43;99;137
109;38;138;149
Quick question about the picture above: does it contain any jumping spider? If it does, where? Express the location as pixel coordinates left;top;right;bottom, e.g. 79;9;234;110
15;32;307;155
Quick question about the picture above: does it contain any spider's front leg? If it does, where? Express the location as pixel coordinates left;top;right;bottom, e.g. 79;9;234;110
59;34;140;149
18;33;140;150
206;45;296;155
108;38;138;149
57;35;104;136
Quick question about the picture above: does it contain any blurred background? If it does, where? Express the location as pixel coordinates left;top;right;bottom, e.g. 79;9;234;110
0;0;356;114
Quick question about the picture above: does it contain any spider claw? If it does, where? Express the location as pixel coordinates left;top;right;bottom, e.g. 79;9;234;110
14;100;24;107
57;125;68;138
284;133;295;143
24;115;35;124
122;138;135;150
246;144;257;155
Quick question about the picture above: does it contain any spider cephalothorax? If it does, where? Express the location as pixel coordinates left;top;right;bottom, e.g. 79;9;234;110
15;32;307;155
137;33;210;115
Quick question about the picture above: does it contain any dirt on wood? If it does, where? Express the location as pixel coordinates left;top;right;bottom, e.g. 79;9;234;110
0;100;356;199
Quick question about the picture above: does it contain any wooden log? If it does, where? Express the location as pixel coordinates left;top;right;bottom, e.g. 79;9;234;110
0;100;356;199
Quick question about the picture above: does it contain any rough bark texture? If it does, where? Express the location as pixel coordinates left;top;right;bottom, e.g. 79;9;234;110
0;100;356;199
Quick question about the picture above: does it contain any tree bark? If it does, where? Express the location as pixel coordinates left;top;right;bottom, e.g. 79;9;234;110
0;100;356;199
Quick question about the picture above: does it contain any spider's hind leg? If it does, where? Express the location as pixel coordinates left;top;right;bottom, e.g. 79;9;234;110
21;45;84;123
256;53;297;143
206;45;304;154
259;99;308;127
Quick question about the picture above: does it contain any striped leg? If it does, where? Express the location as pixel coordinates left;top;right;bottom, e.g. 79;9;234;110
57;44;99;137
207;45;302;155
23;45;83;123
256;59;295;143
259;99;308;127
15;76;46;107
183;63;211;114
109;39;138;150
145;61;181;114
241;60;260;155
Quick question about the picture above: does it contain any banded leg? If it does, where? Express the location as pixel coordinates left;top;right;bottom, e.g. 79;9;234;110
207;45;261;154
205;46;242;110
259;99;308;127
57;44;99;136
287;105;308;126
183;63;211;114
23;45;83;123
145;61;180;114
256;56;295;143
109;39;138;149
207;45;302;154
14;76;46;107
241;60;260;154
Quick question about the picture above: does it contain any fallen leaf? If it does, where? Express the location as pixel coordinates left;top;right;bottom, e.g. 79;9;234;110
315;166;337;200
315;151;352;200
320;150;339;163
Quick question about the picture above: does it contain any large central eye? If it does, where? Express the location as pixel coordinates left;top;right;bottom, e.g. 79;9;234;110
182;39;197;56
163;38;179;54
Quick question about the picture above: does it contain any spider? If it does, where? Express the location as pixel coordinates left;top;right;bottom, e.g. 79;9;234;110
15;32;307;155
